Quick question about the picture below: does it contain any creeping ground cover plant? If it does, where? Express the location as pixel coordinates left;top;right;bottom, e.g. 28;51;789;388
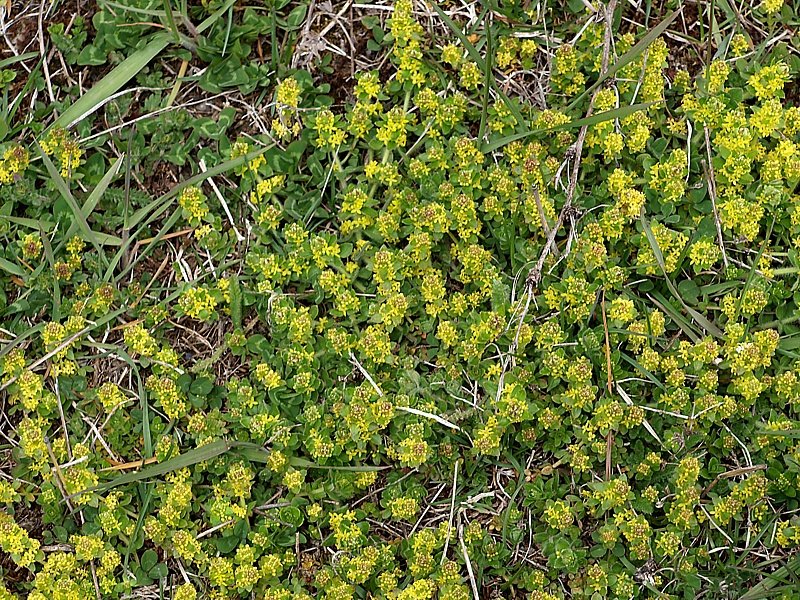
2;0;800;597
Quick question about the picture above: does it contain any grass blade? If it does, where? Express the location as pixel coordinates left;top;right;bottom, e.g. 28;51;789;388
0;257;25;277
567;9;680;111
482;102;655;153
79;439;386;499
238;445;387;471
64;156;124;242
430;2;528;133
0;51;38;70
50;32;172;131
740;554;800;599
104;146;272;281
640;212;723;338
195;0;237;34
37;148;118;266
0;215;57;230
82;439;237;495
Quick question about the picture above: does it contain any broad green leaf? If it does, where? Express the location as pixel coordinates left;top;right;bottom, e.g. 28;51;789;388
0;257;25;277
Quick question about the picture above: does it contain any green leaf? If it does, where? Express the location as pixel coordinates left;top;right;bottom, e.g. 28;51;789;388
215;534;241;554
140;549;158;572
76;44;109;66
0;257;25;278
567;9;680;111
482;102;655;153
640;213;723;339
149;562;168;579
285;4;308;27
51;32;172;130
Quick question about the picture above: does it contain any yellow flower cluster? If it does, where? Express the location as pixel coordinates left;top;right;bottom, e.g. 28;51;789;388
0;144;29;184
178;286;218;321
0;511;40;568
39;128;82;177
178;186;209;224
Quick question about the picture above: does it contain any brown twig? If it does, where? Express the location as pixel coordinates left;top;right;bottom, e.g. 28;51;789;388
531;186;559;257
701;464;767;497
528;0;618;290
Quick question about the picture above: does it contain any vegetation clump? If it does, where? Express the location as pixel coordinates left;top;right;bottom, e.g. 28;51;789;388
1;0;800;597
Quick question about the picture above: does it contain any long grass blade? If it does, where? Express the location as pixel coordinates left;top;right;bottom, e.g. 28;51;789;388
50;32;172;130
430;2;528;133
38;149;119;266
567;9;680;111
640;212;723;338
482;102;655;153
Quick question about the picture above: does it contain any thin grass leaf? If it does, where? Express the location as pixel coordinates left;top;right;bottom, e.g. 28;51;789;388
163;0;181;44
50;32;172;131
619;352;668;391
229;274;242;329
78;439;386;498
430;3;528;133
40;226;61;320
648;291;700;342
755;429;800;439
482;102;655;152
109;210;181;283
37;148;120;267
98;344;152;457
567;9;680;111
0;215;57;230
640;212;723;338
7;57;43;126
100;0;168;17
236;445;387;471
0;51;38;70
740;554;800;600
0;323;44;357
124;146;270;232
81;439;238;495
477;9;493;142
105;146;272;281
63;156;124;242
195;0;237;34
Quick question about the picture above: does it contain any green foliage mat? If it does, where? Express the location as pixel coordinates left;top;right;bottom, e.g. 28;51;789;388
1;0;800;598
